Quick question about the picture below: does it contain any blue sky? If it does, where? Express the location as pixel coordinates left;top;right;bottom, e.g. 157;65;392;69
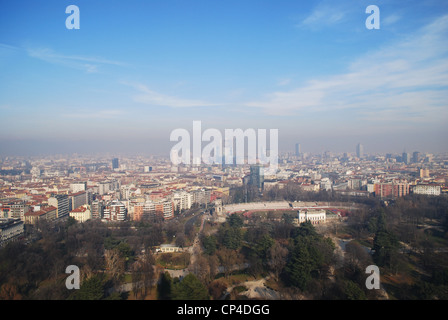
0;0;447;156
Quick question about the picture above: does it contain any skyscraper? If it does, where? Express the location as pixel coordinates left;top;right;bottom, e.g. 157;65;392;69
295;143;301;156
412;151;420;163
356;143;364;158
249;165;264;190
112;158;119;170
402;152;410;165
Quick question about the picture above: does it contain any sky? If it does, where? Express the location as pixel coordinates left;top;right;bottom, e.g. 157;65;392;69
0;0;447;156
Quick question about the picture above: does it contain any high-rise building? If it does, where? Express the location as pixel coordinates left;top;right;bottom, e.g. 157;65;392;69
402;152;410;165
91;200;104;219
412;151;420;163
249;165;264;190
48;194;70;219
356;143;364;158
103;200;127;221
295;143;301;156
112;158;119;170
69;191;88;211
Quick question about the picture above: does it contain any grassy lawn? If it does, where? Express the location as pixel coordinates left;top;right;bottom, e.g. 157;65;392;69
215;270;262;287
155;252;190;270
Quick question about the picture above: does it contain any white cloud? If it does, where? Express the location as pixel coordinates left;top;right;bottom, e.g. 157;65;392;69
127;83;221;108
245;15;448;124
298;2;354;30
277;78;292;86
62;109;124;119
382;14;401;26
0;43;20;51
26;47;126;73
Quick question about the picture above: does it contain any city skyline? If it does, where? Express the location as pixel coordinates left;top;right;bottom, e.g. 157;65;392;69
1;0;448;156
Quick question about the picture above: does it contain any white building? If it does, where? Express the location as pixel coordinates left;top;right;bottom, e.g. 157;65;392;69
156;244;182;253
156;200;174;220
295;209;326;225
320;178;332;191
412;184;441;196
69;204;92;223
172;190;193;211
70;182;87;193
103;200;127;221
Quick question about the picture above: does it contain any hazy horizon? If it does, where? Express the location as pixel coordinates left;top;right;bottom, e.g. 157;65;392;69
1;1;447;157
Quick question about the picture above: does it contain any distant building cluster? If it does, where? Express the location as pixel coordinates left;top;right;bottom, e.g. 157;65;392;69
0;147;447;245
0;155;231;246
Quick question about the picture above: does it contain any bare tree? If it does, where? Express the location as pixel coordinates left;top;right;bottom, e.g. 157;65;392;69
267;241;289;281
190;255;212;285
131;251;156;300
216;248;242;279
345;241;371;273
104;248;125;283
208;279;227;300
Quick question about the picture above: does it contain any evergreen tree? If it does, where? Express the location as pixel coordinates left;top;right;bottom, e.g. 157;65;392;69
157;272;172;300
172;274;210;300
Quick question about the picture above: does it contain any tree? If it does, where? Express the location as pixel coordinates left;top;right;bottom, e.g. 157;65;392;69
172;273;210;300
222;226;242;250
208;279;227;300
0;282;22;300
190;255;212;285
372;230;399;269
344;280;366;300
254;234;274;261
216;248;240;279
202;235;217;255
157;272;173;300
71;275;105;300
284;243;314;291
228;213;243;228
345;241;371;273
66;216;77;228
267;241;288;281
131;251;156;299
104;249;125;283
284;221;335;291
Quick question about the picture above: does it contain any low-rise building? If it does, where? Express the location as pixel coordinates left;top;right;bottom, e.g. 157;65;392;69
294;209;326;225
70;204;91;223
24;206;57;225
156;244;182;253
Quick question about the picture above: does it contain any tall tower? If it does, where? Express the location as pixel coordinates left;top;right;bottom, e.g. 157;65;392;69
356;143;364;158
412;151;420;163
295;143;301;156
249;165;264;191
112;158;119;170
402;152;409;165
